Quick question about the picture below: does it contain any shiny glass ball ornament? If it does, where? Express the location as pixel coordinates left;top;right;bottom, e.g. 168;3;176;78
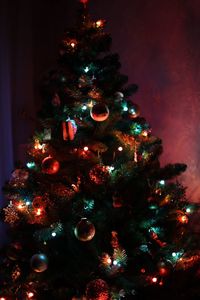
42;157;60;174
30;253;48;273
90;103;109;122
128;103;140;119
74;218;95;242
115;92;124;102
86;279;109;300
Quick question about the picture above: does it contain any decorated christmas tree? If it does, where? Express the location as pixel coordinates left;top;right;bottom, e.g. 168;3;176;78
1;0;200;299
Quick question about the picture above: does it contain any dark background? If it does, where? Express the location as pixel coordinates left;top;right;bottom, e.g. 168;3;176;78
1;0;200;205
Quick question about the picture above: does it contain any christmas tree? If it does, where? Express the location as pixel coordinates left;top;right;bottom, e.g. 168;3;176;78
1;1;200;299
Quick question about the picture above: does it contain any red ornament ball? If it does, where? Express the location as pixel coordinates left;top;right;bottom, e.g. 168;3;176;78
74;218;95;242
86;279;109;300
32;196;47;209
42;157;60;174
90;103;109;122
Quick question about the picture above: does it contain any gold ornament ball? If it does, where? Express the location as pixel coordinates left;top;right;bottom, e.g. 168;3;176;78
30;253;48;273
86;279;109;300
42;157;60;174
74;218;95;242
90;103;109;122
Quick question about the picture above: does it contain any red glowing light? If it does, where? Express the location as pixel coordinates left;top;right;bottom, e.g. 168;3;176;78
178;215;188;224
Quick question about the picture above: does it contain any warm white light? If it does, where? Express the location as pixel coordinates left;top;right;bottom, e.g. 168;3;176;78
152;277;158;283
84;146;89;151
113;260;118;266
27;292;34;299
118;146;123;152
107;258;112;264
71;42;76;48
52;232;56;237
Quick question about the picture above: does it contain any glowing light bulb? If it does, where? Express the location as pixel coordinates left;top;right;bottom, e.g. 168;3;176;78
84;146;89;151
0;297;6;300
26;162;36;169
52;232;56;237
159;180;165;185
172;252;177;257
27;292;34;298
152;277;158;283
123;105;128;112
118;146;123;152
113;260;118;266
36;208;42;216
96;20;104;28
82;104;87;111
178;215;188;224
84;66;90;73
71;42;76;48
107;257;112;264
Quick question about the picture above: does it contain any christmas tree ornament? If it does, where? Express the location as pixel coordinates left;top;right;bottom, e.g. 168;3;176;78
11;264;21;281
4;204;20;225
89;165;109;184
43;128;52;141
62;119;77;141
158;260;173;276
88;88;102;100
7;242;22;261
128;103;140;119
78;75;92;88
86;279;109;300
52;93;61;107
74;218;95;242
42;156;60;174
32;196;47;209
115;92;124;102
90;103;109;122
112;193;123;208
30;253;48;273
10;169;29;187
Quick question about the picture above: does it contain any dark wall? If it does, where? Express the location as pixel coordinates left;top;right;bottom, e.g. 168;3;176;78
3;0;200;201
